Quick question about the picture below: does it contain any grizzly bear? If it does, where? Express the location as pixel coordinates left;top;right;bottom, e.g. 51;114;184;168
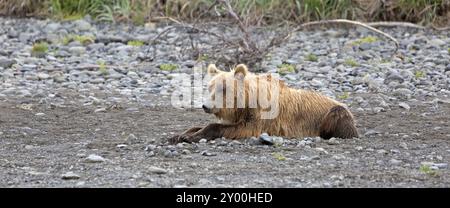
169;64;358;144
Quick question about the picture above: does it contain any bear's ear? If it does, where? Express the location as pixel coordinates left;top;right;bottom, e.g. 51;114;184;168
207;64;222;76
234;64;248;80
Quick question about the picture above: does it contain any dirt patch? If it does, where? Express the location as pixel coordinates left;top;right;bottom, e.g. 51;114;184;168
0;93;448;187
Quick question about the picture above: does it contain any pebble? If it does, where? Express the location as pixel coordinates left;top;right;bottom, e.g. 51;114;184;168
85;154;106;163
148;166;168;174
94;108;106;113
389;159;402;165
364;129;381;137
164;150;179;158
230;140;243;146
399;142;408;150
37;73;50;80
201;150;217;157
61;172;81;180
126;133;142;144
69;46;86;56
315;148;328;154
398;102;411;111
145;144;157;151
327;137;340;145
0;57;16;68
259;133;283;145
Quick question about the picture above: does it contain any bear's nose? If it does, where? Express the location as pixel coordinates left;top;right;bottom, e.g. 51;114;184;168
202;104;212;113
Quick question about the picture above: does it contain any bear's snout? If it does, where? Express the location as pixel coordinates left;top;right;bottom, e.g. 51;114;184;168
202;104;212;113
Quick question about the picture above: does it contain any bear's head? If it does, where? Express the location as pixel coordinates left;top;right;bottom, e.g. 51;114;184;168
203;64;250;123
203;64;280;123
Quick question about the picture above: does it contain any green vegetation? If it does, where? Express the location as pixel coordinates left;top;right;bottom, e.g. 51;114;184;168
344;58;359;67
131;11;146;26
62;34;95;46
127;40;145;47
306;53;318;62
338;92;349;100
352;36;378;46
31;42;49;56
197;54;210;62
159;63;178;71
277;63;295;75
97;60;108;76
414;70;426;79
1;0;447;26
272;152;286;161
419;165;438;177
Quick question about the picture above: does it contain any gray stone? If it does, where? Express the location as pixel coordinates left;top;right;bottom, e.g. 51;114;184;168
433;163;448;169
429;39;446;47
359;42;372;50
398;102;411;111
327;137;340;145
0;57;16;69
45;23;61;32
148;166;168;174
61;172;80;180
74;19;92;31
230;140;243;146
37;73;50;80
399;142;408;150
94;108;106;113
145;144;157;151
55;50;71;57
85;154;106;163
389;159;402;165
259;133;283;145
69;47;86;56
247;137;262;145
116;144;128;149
393;88;413;100
126;133;142;144
19;33;32;43
201;150;217;157
364;129;381;137
385;72;404;84
164;150;179;158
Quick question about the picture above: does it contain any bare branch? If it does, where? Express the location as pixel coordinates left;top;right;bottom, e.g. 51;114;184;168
367;21;426;29
218;0;256;52
296;19;400;54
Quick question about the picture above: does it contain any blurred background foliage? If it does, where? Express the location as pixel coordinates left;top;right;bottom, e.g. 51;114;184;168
0;0;448;26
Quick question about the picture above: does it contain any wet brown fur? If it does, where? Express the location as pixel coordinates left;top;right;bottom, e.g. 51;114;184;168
169;64;358;143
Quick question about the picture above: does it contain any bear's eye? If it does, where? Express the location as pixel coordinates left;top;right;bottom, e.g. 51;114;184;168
208;85;214;93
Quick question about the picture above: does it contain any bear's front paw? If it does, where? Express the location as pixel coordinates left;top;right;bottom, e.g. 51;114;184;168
178;134;198;143
168;134;198;144
168;135;183;144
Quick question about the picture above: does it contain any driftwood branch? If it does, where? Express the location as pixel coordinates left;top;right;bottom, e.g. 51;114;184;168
296;19;400;55
367;21;426;29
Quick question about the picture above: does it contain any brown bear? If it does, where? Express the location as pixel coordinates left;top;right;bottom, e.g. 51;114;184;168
169;64;358;144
